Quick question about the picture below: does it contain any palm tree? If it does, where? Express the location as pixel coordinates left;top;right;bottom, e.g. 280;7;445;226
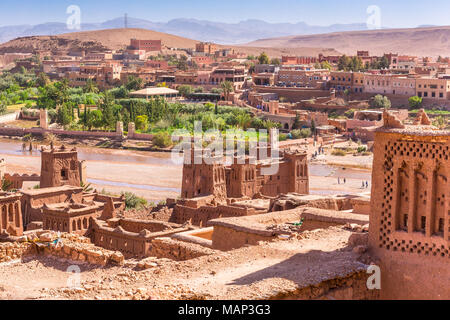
264;120;281;130
23;134;36;152
84;79;99;94
236;113;252;130
1;178;12;191
80;182;94;193
221;81;234;101
44;133;58;148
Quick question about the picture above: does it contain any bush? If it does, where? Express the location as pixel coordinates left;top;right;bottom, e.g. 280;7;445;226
291;128;312;139
122;192;147;210
152;131;173;148
331;149;346;156
357;146;367;153
135;115;149;132
0;102;7;115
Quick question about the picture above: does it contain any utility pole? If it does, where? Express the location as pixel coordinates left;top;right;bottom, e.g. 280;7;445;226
124;13;128;29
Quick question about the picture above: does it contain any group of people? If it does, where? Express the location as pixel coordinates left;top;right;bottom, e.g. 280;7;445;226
337;178;370;189
313;146;325;158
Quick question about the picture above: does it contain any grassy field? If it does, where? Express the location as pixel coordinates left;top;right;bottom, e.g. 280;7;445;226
4;119;38;129
6;102;36;112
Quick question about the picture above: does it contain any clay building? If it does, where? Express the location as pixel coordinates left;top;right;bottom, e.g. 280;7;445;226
40;145;86;189
181;147;309;201
369;111;449;299
170;196;268;227
129;39;162;52
21;185;84;227
91;218;188;258
0;192;23;236
196;42;218;55
40;192;124;236
42;201;105;236
181;149;227;203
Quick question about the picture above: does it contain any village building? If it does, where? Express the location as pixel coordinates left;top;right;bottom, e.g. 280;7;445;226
416;77;450;100
129;39;162;52
196;42;218;55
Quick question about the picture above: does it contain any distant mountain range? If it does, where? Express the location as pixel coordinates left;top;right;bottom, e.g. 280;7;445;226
244;26;450;57
0;17;392;45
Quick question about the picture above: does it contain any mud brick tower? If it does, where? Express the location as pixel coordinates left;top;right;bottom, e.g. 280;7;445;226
369;112;449;299
40;145;84;189
181;147;227;203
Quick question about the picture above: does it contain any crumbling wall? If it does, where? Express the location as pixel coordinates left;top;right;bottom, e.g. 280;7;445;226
272;270;380;300
149;237;215;261
0;242;35;263
211;225;275;251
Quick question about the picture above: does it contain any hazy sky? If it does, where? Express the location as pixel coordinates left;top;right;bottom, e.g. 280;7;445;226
0;0;449;28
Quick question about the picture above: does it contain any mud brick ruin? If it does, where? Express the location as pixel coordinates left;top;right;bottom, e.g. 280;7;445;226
182;147;309;200
173;145;310;226
42;201;107;236
91;218;190;258
0;192;23;236
40;145;86;188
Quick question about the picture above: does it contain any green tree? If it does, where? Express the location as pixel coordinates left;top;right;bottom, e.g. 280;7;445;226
125;76;144;91
1;178;12;191
236;112;252;130
0;102;6;115
56;104;73;127
177;85;193;97
338;55;352;71
258;52;270;65
221;81;234;101
408;96;423;110
36;72;50;87
371;94;391;109
320;61;332;70
86;109;103;130
100;92;117;130
152;131;173;148
135;115;149;132
84;79;99;94
270;58;281;65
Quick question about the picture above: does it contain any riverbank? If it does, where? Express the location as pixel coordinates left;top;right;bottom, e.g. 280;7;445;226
0;139;372;202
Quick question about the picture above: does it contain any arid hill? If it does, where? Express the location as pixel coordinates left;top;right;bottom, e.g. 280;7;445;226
0;28;340;58
244;26;450;57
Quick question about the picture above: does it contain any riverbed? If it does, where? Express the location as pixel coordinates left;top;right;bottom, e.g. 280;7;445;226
0;139;372;202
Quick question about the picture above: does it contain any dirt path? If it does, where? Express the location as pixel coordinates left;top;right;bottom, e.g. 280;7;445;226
0;227;367;300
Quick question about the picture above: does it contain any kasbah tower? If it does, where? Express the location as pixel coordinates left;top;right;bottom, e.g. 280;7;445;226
369;111;449;299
